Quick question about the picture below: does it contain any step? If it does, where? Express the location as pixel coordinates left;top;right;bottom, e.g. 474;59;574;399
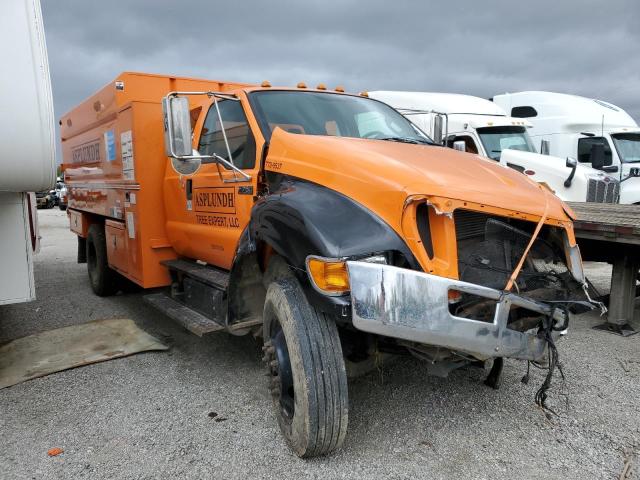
162;259;229;290
228;318;263;332
144;292;225;337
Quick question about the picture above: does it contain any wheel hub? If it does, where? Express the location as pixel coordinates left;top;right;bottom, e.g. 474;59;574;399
263;325;295;420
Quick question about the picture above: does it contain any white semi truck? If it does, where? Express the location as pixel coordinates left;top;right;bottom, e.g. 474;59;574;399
0;0;56;305
368;91;622;204
493;91;640;204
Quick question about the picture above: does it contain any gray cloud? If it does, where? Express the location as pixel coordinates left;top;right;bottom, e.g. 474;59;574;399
42;0;640;162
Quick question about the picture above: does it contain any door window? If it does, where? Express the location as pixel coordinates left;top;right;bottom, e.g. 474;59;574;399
577;137;612;164
198;101;256;169
446;135;479;154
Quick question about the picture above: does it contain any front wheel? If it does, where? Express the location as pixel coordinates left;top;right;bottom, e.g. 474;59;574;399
262;278;348;457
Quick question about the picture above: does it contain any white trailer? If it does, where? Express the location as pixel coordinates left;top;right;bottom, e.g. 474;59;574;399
368;91;621;203
0;0;56;304
493;91;640;204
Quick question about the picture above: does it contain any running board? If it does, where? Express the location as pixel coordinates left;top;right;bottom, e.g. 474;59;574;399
162;259;229;290
144;292;225;336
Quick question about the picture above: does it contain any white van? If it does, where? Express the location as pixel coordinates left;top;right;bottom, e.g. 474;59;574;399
368;91;620;204
493;91;640;204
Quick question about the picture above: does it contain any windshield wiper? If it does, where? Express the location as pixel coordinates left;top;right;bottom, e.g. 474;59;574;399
379;136;431;145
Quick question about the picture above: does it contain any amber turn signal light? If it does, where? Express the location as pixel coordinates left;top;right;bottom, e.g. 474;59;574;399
306;257;350;295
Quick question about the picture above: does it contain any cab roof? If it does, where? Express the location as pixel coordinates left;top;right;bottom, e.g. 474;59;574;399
493;91;638;129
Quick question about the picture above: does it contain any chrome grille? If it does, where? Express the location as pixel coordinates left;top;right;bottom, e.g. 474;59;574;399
586;177;620;203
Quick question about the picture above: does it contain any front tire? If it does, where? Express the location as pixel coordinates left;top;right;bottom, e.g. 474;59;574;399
263;278;348;457
86;224;118;296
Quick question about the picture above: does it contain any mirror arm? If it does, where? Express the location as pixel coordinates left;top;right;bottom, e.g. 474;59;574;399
200;154;251;181
564;163;577;187
212;98;237;177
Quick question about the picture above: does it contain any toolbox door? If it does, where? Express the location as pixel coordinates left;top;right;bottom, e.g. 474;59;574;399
105;219;128;275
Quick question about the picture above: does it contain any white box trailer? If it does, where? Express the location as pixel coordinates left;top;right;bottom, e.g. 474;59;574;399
368;91;620;203
0;0;56;304
493;91;640;204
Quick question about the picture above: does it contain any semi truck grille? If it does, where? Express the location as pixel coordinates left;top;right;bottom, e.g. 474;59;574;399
586;177;620;203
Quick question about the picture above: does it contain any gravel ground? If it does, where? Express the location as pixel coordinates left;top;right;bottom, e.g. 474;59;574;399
1;209;639;479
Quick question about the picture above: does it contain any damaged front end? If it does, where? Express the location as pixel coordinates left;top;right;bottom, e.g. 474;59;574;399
348;261;568;362
348;199;590;365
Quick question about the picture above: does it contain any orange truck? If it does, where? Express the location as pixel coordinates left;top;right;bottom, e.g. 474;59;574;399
62;72;589;457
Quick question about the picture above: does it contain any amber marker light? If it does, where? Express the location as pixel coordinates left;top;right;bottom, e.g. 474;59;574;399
306;256;350;295
448;289;462;304
261;80;271;87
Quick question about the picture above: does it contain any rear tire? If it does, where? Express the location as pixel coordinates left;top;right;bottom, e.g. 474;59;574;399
263;278;348;457
86;224;118;296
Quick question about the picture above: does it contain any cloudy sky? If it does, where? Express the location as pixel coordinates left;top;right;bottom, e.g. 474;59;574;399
42;0;639;156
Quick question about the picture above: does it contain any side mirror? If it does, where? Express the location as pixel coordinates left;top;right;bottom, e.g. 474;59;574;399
162;96;192;157
564;157;578;187
433;115;444;145
160;91;251;182
452;140;466;152
588;143;612;169
540;139;550;155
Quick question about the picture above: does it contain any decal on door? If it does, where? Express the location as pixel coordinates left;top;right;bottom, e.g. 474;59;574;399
193;187;240;228
194;187;236;214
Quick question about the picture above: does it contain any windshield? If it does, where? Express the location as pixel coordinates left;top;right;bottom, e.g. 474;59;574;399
249;91;432;144
612;133;640;163
476;126;536;160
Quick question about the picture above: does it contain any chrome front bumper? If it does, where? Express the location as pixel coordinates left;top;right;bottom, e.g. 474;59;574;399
347;261;567;362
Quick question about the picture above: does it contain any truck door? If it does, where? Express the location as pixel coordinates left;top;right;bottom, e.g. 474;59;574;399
165;99;259;270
